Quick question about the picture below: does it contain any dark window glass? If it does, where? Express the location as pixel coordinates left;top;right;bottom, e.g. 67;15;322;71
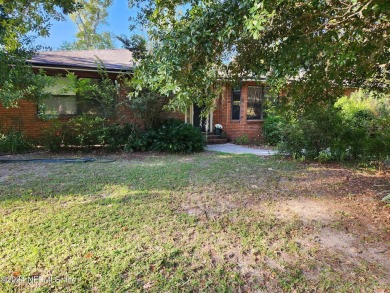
247;86;262;120
232;88;241;120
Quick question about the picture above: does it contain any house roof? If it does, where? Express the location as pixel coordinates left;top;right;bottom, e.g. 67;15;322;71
28;49;134;72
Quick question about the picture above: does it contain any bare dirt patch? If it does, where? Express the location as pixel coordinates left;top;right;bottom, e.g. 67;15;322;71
180;162;390;288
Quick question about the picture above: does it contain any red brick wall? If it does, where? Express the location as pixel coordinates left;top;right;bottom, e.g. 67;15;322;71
0;100;58;139
213;82;263;141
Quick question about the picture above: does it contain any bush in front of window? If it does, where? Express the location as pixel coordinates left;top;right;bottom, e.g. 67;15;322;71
42;115;107;150
104;123;141;150
235;134;250;145
262;115;286;146
66;115;107;148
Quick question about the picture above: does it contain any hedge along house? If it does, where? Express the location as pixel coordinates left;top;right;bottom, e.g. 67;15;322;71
0;48;273;142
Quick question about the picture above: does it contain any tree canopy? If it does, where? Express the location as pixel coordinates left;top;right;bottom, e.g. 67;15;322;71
0;0;78;107
129;0;389;111
60;0;115;50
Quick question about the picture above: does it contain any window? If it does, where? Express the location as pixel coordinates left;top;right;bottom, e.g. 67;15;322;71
247;86;274;120
41;77;116;117
232;88;241;120
43;77;77;116
247;86;263;120
44;96;77;115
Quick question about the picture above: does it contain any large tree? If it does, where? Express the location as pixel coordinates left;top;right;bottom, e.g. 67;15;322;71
0;0;78;107
61;0;114;50
129;0;389;111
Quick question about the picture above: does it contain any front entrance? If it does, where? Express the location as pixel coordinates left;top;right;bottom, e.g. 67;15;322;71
193;104;211;132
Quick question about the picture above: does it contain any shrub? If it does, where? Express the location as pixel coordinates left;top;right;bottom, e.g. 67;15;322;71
149;119;205;153
278;106;345;160
42;120;66;152
127;91;169;129
336;91;390;160
105;123;139;150
42;116;107;151
277;90;390;162
124;131;150;152
0;131;31;153
66;115;107;148
263;115;285;145
235;134;250;145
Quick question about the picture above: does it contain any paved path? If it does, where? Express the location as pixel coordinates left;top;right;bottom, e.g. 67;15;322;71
206;143;278;156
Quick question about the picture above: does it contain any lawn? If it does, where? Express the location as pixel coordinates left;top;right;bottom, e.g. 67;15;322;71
0;152;389;292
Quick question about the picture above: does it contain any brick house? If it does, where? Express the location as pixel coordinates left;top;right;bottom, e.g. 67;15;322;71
0;49;272;142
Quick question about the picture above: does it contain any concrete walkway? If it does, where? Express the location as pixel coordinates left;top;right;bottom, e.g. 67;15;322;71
206;143;278;156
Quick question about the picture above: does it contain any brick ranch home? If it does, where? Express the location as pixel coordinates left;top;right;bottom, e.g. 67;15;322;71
0;49;277;142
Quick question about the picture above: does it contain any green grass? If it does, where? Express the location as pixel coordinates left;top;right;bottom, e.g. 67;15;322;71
0;153;388;292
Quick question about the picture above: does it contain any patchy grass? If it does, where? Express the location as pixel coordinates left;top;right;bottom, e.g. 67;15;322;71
0;152;389;292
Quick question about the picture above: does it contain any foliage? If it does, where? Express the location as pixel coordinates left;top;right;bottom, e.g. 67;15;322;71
43;118;205;153
60;0;114;50
128;0;389;111
235;134;250;145
123;130;150;152
67;115;107;147
148;119;205;153
336;91;390;160
0;131;31;153
105;123;141;150
0;1;78;106
117;34;147;60
276;90;390;162
262;115;285;146
0;52;53;108
43;115;107;150
64;70;121;118
127;90;170;129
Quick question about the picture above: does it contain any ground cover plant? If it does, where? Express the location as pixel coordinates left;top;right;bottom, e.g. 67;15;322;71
0;152;389;292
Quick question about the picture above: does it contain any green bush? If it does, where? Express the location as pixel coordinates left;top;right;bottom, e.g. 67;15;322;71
149;119;205;153
66;115;107;148
0;131;31;153
105;123;139;150
42;116;107;151
263;115;285;145
124;131;150;152
42;119;72;151
235;134;250;145
277;90;390;162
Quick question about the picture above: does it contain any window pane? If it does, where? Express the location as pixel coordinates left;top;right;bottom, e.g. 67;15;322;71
44;96;77;115
247;86;262;120
44;77;76;96
232;88;241;120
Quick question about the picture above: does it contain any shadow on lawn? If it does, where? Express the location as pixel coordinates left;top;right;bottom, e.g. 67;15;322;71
0;153;388;205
